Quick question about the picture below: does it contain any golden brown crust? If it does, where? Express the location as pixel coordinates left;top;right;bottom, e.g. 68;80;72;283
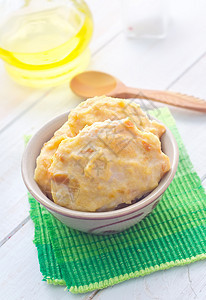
34;96;170;211
34;121;72;197
49;118;170;212
68;96;165;138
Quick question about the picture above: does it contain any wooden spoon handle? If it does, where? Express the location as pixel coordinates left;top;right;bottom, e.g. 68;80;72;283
111;87;206;112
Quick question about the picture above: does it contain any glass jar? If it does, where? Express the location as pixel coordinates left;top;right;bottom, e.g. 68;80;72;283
0;0;93;87
121;0;169;39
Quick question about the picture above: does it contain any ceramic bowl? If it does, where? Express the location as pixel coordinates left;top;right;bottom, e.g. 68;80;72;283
21;112;179;235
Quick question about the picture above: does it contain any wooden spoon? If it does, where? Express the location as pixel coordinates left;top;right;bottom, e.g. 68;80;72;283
70;71;206;112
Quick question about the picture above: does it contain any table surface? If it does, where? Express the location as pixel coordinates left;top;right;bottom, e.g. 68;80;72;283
1;0;206;299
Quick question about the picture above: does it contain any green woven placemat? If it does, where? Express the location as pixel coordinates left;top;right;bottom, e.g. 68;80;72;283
28;107;206;294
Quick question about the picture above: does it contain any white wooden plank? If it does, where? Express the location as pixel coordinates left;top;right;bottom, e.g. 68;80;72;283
0;87;80;241
167;53;206;178
91;23;206;91
0;61;49;127
93;261;206;300
88;0;122;54
0;220;93;300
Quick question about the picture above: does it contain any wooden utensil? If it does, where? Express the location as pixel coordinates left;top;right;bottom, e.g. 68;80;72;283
70;71;206;112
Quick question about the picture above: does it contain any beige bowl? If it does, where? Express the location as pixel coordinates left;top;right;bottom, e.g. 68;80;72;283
21;112;179;235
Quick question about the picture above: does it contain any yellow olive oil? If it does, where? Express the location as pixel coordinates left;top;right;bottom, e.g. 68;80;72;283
0;4;93;87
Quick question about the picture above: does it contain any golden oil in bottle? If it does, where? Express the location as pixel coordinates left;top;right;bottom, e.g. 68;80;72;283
0;2;93;87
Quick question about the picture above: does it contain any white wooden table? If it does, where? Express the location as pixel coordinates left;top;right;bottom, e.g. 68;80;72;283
1;0;206;299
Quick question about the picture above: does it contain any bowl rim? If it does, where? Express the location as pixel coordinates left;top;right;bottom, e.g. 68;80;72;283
21;111;179;220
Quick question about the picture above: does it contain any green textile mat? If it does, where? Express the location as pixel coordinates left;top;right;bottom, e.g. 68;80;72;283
28;107;206;294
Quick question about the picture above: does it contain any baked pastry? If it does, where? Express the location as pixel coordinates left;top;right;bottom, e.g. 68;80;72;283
34;121;72;198
49;118;170;212
34;96;170;211
67;96;165;138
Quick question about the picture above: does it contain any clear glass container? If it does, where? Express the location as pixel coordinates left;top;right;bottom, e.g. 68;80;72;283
121;0;169;39
0;0;93;87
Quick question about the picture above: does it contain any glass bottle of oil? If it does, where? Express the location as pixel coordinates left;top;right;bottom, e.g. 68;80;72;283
0;0;93;87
